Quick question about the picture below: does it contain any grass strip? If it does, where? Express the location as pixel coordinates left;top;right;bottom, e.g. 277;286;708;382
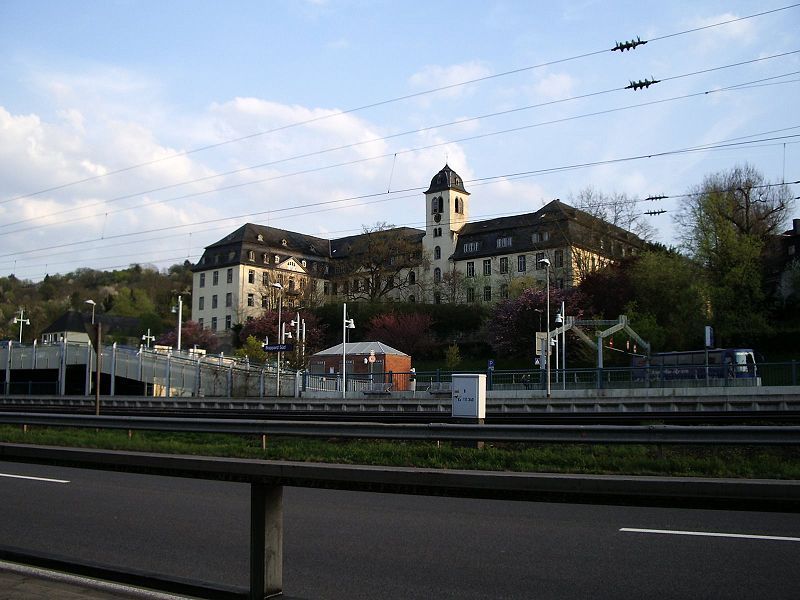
1;425;798;479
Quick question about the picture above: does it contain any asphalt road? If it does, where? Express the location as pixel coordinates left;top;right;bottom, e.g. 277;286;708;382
0;462;798;599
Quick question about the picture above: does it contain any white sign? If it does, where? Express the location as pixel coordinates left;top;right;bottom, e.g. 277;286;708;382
451;374;487;419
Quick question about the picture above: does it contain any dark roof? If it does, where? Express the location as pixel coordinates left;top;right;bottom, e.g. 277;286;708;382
329;227;425;259
41;311;141;335
425;164;469;195
41;310;87;334
451;200;647;261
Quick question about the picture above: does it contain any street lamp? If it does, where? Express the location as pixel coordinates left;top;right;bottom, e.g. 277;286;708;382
342;303;355;399
538;258;551;397
12;308;30;344
290;313;306;367
85;299;96;324
141;329;155;349
555;301;566;390
270;283;284;395
171;295;183;351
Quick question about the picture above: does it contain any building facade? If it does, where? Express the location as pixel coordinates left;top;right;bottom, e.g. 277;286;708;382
191;164;646;334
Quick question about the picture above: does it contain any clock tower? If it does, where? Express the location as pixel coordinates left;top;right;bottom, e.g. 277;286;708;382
422;164;470;300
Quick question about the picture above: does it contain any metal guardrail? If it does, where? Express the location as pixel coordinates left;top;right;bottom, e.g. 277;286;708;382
1;412;799;445
0;441;799;599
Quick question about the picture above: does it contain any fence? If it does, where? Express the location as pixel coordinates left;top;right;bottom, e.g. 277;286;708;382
2;340;798;398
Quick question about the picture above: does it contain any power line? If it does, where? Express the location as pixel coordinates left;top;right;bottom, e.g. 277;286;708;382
1;133;796;268
3;67;796;236
4;3;797;205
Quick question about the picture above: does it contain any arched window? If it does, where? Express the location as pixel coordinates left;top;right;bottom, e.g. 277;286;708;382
434;267;442;283
434;292;441;305
408;271;416;284
434;246;441;260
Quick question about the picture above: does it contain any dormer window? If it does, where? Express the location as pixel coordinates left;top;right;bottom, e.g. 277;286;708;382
496;236;512;249
463;241;480;253
301;260;307;268
248;250;255;261
274;255;280;264
257;234;264;242
533;231;550;243
281;239;288;247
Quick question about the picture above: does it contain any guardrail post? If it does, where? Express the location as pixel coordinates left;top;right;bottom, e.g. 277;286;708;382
59;340;67;396
793;360;797;386
5;340;12;395
110;343;117;397
250;483;283;599
85;343;92;396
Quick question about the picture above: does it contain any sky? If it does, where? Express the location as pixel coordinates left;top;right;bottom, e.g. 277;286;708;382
1;0;798;282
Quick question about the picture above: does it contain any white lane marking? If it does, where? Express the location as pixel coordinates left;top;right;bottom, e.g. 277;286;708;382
620;528;800;542
0;472;70;484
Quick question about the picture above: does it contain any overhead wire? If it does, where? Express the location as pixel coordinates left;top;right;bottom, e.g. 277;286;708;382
4;2;798;205
3;65;797;237
2;131;797;272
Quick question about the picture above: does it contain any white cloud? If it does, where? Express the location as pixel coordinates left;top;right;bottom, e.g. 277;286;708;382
408;61;492;105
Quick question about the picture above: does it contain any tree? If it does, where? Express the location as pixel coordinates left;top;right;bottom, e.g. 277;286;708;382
336;222;426;302
235;335;268;363
487;287;584;358
156;320;220;352
570;186;657;242
239;310;326;365
364;312;436;358
674;164;794;344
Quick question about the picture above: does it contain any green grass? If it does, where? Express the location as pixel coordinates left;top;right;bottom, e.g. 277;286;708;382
1;426;798;479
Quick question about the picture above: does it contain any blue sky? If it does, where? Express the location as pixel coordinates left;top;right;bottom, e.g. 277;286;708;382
1;0;798;281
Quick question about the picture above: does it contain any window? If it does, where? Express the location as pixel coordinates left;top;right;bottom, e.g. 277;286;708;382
533;231;550;243
409;295;416;303
248;250;255;261
226;268;233;284
198;318;203;329
483;286;492;302
289;279;296;291
261;295;268;307
433;227;442;238
517;255;526;272
228;251;235;260
225;292;232;308
434;246;441;260
262;253;269;263
247;293;254;307
434;292;441;305
274;255;280;264
225;315;232;330
483;259;491;276
281;239;288;247
496;236;512;249
554;249;564;268
434;267;442;283
499;257;508;274
466;288;475;303
248;270;255;284
198;296;205;310
211;317;217;331
535;252;545;268
466;261;475;277
500;284;509;299
463;241;480;253
455;197;463;214
213;271;219;286
324;282;330;295
408;271;416;284
199;273;206;288
431;196;443;214
212;295;218;309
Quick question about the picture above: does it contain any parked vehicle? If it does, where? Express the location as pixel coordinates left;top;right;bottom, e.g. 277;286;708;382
632;348;757;381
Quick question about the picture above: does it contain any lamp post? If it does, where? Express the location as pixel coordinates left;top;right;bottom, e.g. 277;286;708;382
538;258;551;397
85;299;96;324
12;308;30;344
290;312;305;367
141;329;155;349
171;296;183;352
555;300;566;390
342;303;355;399
270;283;283;395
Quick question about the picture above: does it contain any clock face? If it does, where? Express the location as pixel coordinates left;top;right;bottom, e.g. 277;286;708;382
434;213;441;223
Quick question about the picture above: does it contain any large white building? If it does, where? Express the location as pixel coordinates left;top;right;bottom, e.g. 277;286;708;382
191;164;646;333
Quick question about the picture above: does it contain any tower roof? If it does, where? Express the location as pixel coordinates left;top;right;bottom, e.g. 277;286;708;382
424;164;469;194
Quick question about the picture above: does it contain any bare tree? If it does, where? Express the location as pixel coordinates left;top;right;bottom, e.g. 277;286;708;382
336;222;426;302
570;186;657;242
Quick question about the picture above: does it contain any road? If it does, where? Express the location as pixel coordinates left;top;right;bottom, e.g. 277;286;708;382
0;462;798;599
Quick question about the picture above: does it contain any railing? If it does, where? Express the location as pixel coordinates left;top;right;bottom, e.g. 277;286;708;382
1;413;799;598
2;340;798;399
